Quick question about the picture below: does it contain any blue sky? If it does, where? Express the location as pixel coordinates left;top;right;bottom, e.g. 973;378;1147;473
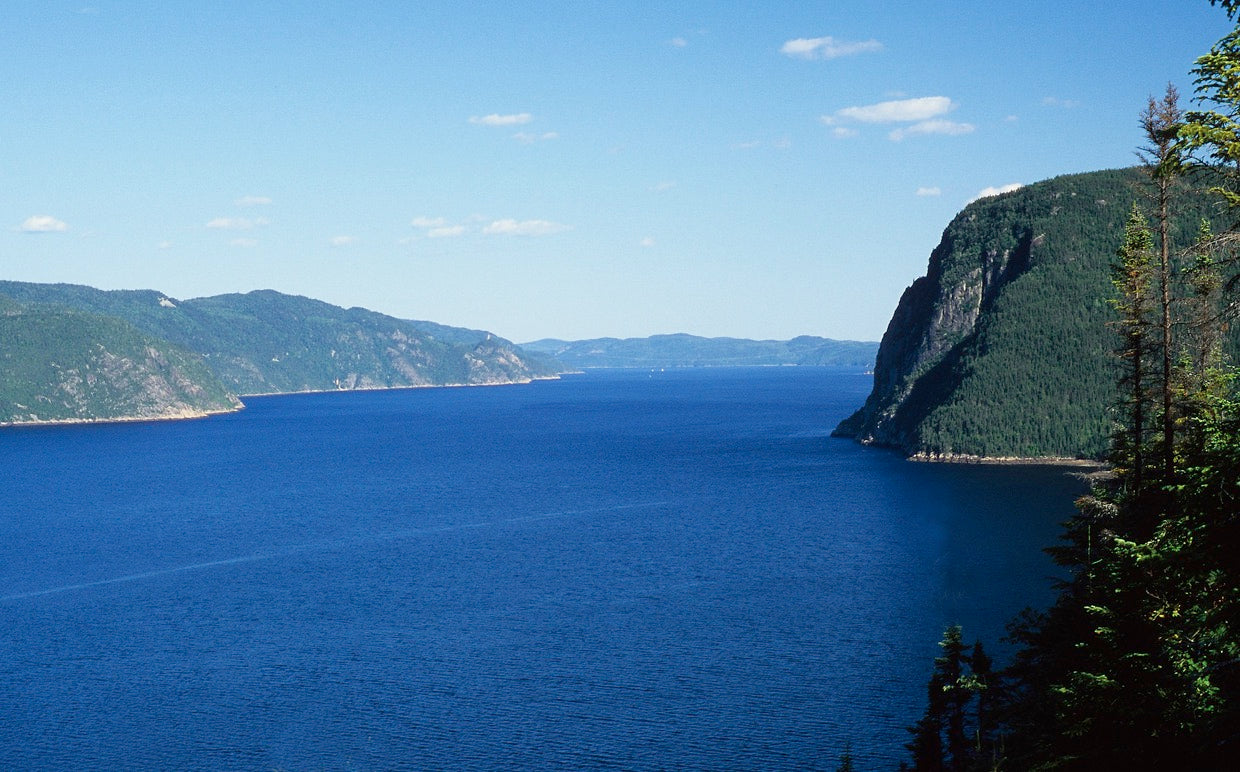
2;1;1234;343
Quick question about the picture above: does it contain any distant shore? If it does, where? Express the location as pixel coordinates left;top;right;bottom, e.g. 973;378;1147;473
1;375;565;429
0;405;243;429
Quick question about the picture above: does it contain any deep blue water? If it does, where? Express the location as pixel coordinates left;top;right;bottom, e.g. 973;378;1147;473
0;368;1085;770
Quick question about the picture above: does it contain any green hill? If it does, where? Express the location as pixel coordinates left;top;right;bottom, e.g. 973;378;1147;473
834;167;1236;460
0;305;240;424
0;282;562;398
521;333;877;369
0;282;564;425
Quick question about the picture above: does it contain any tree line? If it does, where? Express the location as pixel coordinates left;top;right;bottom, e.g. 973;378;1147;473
900;2;1240;768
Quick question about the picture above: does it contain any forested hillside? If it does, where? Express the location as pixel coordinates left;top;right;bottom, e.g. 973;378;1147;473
0;305;240;424
834;167;1233;459
0;282;562;398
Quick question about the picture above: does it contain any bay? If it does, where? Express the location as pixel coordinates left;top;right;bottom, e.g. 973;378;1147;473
0;368;1084;770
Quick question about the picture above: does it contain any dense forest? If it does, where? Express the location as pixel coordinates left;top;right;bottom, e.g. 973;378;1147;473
898;3;1240;768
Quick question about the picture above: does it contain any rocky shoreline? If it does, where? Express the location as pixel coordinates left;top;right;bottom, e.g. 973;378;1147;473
907;450;1105;468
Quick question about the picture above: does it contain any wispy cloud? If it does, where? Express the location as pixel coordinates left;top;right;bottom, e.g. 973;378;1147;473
235;195;272;207
411;216;467;238
651;180;677;192
670;36;688;48
1041;96;1080;109
469;113;533;126
230;238;259;248
640;237;656;248
823;96;974;142
916;187;942;197
781;36;882;60
889;119;975;141
968;183;1023;204
828;96;955;124
329;235;357;247
207;216;269;230
17;214;68;233
514;131;559;144
483;219;570;237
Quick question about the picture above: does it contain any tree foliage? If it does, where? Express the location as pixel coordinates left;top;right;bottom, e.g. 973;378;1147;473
905;6;1240;767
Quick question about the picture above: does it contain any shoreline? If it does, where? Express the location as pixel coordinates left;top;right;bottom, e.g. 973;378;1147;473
0;404;244;429
237;373;563;398
0;375;565;429
907;450;1106;468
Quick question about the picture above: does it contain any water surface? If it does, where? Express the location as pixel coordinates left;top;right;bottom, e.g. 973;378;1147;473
0;368;1084;769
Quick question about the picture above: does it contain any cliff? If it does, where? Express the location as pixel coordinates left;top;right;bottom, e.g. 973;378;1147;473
833;168;1226;460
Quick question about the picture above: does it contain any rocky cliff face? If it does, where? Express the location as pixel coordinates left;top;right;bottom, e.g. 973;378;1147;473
833;168;1220;460
835;216;1035;449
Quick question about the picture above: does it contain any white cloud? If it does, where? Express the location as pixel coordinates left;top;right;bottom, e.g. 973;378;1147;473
207;216;269;230
230;238;259;248
157;240;174;249
889;119;975;141
329;235;357;247
969;183;1024;204
427;225;466;238
651;180;677;192
411;216;447;228
1041;97;1080;109
640;237;656;248
17;214;68;233
235;195;272;207
830;126;858;139
514;131;559;144
670;36;688;48
916;187;942;197
781;36;882;60
832;96;955;124
483;219;570;236
469;113;533;126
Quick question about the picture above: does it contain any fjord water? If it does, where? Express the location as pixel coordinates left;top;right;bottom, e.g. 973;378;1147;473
0;368;1083;769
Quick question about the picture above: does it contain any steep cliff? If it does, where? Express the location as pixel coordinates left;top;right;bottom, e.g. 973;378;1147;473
833;168;1223;460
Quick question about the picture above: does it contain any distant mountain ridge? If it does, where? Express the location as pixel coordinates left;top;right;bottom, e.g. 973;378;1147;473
521;333;877;369
0;281;563;425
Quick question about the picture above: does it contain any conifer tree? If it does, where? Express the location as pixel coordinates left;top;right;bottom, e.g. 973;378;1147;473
1110;204;1158;497
1139;85;1183;480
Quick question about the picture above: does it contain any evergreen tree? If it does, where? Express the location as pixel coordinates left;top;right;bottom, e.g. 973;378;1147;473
1110;204;1158;497
1139;84;1184;480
